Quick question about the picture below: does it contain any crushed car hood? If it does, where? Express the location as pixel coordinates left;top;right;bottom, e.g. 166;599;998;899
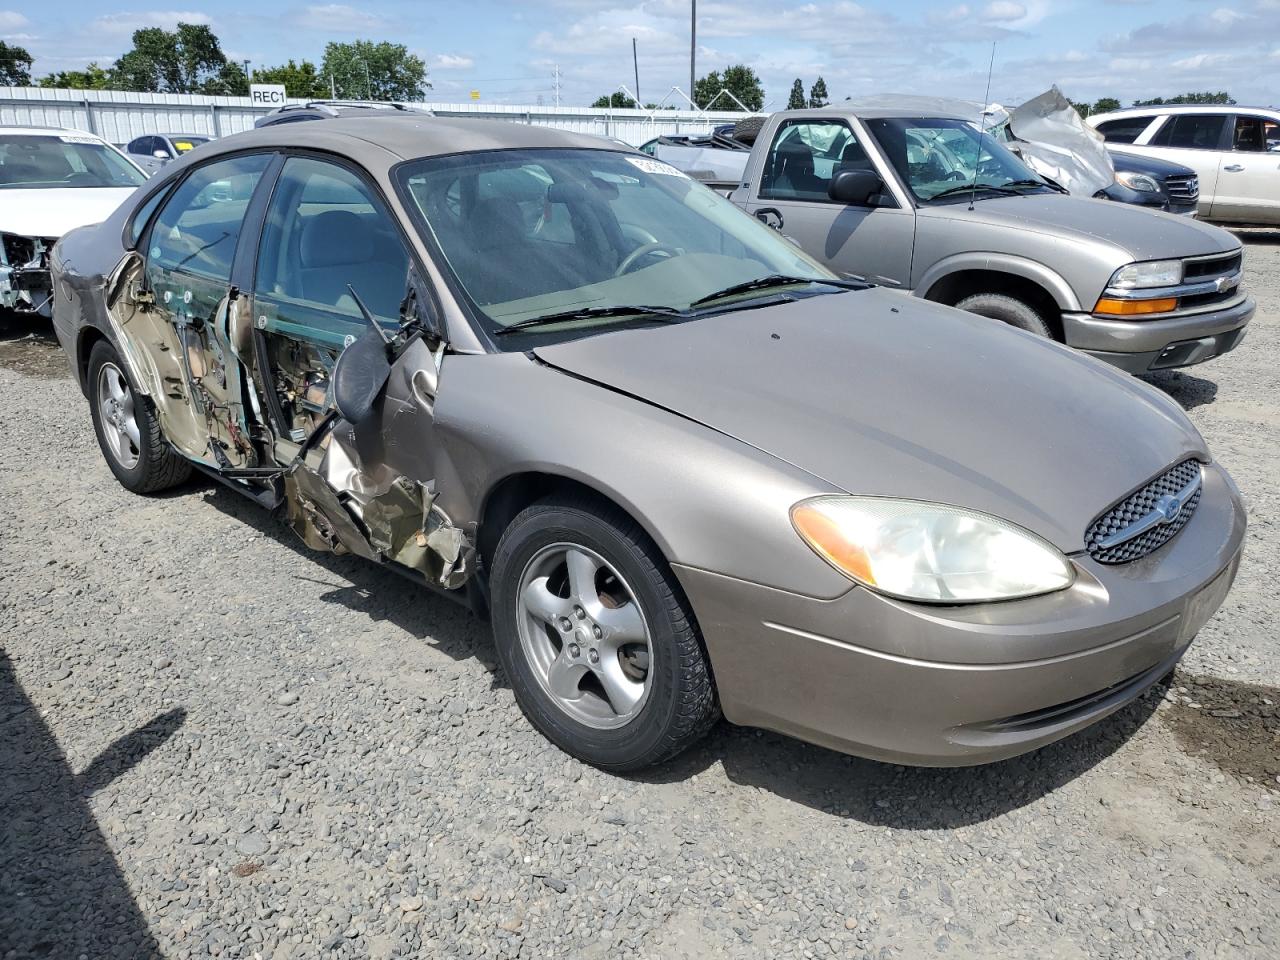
921;193;1238;261
533;288;1207;552
0;188;138;238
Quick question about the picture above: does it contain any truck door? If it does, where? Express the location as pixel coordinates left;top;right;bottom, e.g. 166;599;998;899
1210;115;1280;225
740;117;915;288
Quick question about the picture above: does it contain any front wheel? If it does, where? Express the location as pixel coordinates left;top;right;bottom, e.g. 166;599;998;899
87;340;191;494
490;497;719;771
954;292;1053;338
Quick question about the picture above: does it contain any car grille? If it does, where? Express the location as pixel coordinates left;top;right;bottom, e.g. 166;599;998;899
1085;459;1203;564
1185;251;1241;280
1165;174;1199;202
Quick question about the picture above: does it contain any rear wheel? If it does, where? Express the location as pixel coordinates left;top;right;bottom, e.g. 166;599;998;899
87;340;191;494
954;292;1053;338
490;497;718;771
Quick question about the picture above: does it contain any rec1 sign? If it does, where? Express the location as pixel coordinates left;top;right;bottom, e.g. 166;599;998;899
250;84;287;107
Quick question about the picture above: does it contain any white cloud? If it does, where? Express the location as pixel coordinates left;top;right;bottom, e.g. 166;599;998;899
91;11;213;36
983;1;1026;20
297;4;388;33
0;10;29;31
432;53;474;70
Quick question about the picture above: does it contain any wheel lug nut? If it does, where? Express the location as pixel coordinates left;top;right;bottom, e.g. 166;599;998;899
559;618;572;631
592;625;602;640
573;605;585;619
589;649;599;664
568;643;580;658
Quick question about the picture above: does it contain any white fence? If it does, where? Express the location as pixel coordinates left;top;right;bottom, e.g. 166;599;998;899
0;87;752;147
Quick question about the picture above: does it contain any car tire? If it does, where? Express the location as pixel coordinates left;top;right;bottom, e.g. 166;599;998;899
87;340;191;494
490;496;719;771
731;115;768;146
954;292;1053;338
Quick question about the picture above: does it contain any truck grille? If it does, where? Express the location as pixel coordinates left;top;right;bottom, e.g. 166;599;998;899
1165;174;1199;202
1185;251;1241;280
1085;459;1203;564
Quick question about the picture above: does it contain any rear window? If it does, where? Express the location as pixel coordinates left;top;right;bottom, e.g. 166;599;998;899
0;134;146;189
1094;116;1156;145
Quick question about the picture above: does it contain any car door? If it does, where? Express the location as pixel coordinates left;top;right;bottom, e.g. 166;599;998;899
1210;114;1280;224
1137;113;1230;215
139;151;276;470
740;117;915;287
248;154;462;583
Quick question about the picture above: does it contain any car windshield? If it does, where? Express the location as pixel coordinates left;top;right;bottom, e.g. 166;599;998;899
170;137;209;153
863;117;1048;202
0;134;146;189
397;148;837;340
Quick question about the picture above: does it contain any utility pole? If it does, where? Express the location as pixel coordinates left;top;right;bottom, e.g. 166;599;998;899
690;0;696;105
242;59;251;85
632;38;640;108
553;64;561;108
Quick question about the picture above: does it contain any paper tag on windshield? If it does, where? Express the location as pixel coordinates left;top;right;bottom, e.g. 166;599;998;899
626;156;688;178
58;134;99;144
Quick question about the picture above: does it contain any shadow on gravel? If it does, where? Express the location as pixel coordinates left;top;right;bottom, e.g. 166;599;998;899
1232;229;1280;246
0;651;184;958
1162;673;1280;787
1142;369;1219;410
640;679;1168;828
199;484;499;669
0;311;65;379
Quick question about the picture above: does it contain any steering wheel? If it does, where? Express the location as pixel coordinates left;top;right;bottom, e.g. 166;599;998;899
614;242;680;277
941;170;967;181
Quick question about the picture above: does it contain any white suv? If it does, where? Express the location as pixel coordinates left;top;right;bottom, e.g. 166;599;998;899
1087;106;1279;225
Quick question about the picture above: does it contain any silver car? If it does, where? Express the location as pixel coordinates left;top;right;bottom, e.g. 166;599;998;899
124;133;212;174
51;118;1244;770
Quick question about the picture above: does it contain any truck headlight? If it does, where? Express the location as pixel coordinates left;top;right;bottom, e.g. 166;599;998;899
791;497;1074;603
1115;171;1159;193
1108;259;1182;289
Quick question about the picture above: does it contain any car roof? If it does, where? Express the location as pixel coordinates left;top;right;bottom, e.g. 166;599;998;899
0;125;104;139
1093;105;1280;119
780;106;972;121
201;114;625;165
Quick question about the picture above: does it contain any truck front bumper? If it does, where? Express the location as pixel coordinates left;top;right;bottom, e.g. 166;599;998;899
1061;296;1253;374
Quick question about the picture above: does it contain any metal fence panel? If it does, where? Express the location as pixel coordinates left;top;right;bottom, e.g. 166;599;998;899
0;86;752;147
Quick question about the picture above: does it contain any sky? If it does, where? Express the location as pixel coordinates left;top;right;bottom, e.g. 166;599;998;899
5;1;1279;109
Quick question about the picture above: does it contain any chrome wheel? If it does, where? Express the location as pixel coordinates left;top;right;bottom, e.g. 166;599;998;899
96;362;141;470
516;542;653;729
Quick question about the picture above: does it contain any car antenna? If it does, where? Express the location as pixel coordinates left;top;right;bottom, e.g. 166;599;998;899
969;41;998;212
347;284;395;346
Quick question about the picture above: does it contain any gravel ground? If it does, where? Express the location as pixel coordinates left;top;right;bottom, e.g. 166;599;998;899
2;232;1278;960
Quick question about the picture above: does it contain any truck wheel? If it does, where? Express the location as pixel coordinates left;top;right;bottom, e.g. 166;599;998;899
731;115;768;146
955;292;1052;338
87;340;191;494
490;496;719;771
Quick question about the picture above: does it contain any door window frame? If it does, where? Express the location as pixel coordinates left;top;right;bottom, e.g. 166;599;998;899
1146;113;1233;151
758;118;860;205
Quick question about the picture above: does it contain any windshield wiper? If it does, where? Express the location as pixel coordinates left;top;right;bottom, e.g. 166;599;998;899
492;304;689;336
689;275;863;309
927;183;1023;201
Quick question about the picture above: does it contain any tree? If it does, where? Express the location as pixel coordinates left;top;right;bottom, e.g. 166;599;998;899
1134;91;1234;106
320;40;428;101
39;63;114;90
808;76;829;109
112;23;231;93
0;40;33;86
787;78;806;110
1093;97;1121;115
591;92;637;109
252;60;330;99
693;64;763;111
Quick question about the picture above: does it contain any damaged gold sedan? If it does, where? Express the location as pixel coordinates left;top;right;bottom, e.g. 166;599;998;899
51;118;1244;772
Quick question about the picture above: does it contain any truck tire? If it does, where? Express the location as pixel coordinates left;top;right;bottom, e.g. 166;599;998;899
731;115;768;146
954;292;1053;339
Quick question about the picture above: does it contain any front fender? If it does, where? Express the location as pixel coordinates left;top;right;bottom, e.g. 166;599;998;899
915;252;1083;312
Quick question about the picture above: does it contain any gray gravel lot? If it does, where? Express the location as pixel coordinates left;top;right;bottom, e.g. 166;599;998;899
2;231;1278;960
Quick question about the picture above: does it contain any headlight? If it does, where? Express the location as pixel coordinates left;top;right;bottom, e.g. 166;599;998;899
791;496;1074;603
1115;171;1159;193
1108;259;1182;289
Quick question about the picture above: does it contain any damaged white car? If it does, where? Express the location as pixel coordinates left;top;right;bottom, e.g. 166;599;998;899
1;126;147;318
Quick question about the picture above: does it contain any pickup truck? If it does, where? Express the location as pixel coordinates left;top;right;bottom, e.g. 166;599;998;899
659;107;1253;374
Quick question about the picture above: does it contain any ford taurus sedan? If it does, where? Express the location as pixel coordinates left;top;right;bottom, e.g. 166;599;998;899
50;117;1245;770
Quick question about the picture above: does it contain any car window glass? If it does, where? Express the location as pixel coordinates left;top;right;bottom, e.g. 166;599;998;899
1232;116;1266;152
0;134;147;189
171;137;207;154
1095;116;1154;144
1150;114;1227;150
127;137;147;154
146;153;271;281
254;156;409;347
759;120;861;201
127;186;170;248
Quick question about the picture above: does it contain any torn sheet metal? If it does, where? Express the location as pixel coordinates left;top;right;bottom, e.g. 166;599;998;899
362;477;472;589
1007;86;1115;197
283;461;379;561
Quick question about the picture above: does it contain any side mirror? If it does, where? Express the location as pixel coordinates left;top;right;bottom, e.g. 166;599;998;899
828;169;884;206
754;207;785;230
153;149;171;160
332;285;394;425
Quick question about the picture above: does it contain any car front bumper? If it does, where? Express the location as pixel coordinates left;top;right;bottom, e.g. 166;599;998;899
1061;296;1254;373
674;462;1245;766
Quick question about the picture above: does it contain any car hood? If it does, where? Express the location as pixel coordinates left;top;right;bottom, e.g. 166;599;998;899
533;289;1207;553
0;187;138;238
1109;151;1196;178
921;193;1236;260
